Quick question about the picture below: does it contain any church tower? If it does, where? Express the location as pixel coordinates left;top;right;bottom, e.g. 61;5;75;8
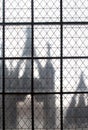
44;43;55;91
35;43;55;92
64;72;88;129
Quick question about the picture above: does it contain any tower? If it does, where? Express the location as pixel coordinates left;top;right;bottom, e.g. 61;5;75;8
44;43;55;91
43;43;56;129
64;72;88;129
5;27;32;129
76;72;87;92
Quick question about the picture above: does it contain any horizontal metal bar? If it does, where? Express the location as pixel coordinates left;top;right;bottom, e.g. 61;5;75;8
0;56;87;60
33;57;61;59
0;92;61;95
0;92;30;95
63;22;88;25
0;22;61;26
0;57;61;60
33;22;61;25
0;22;88;26
63;56;88;59
0;91;88;95
0;22;32;26
62;91;88;94
1;57;32;60
34;22;88;25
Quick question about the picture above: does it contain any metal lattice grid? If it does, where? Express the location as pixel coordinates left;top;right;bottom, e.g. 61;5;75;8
0;0;88;130
63;0;88;22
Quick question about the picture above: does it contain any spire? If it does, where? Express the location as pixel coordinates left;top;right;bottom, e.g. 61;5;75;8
35;45;43;76
47;42;50;57
44;43;55;90
76;72;87;91
75;94;87;127
64;95;76;128
15;27;31;77
77;94;85;107
35;59;43;77
22;27;31;76
64;72;88;128
22;27;31;57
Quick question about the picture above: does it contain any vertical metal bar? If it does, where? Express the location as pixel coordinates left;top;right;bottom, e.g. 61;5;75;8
31;0;34;130
2;0;5;129
60;0;63;130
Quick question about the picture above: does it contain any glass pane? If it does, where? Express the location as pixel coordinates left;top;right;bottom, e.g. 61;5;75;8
34;59;60;92
63;59;88;92
5;26;31;57
34;94;60;130
5;60;31;92
63;0;88;21
5;95;32;129
34;0;60;22
34;25;60;57
5;0;31;22
63;25;88;57
63;94;88;129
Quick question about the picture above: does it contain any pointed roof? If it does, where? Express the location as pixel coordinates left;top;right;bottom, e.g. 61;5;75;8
47;42;50;57
22;27;31;57
64;72;88;128
76;72;87;91
45;42;54;72
64;95;76;128
44;43;55;90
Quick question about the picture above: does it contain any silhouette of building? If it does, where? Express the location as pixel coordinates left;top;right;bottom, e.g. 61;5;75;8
64;72;88;129
5;27;56;129
77;72;87;92
35;43;55;92
35;43;56;129
42;43;56;129
5;27;32;128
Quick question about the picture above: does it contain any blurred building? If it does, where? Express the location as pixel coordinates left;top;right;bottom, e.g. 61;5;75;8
64;73;88;129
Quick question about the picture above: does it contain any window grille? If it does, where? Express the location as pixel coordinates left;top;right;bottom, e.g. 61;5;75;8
0;0;88;130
